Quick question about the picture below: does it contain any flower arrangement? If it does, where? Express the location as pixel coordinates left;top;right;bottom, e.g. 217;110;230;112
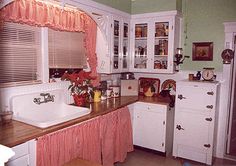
61;70;96;106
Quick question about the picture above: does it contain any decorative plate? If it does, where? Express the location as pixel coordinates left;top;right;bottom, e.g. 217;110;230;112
138;77;160;96
161;79;176;95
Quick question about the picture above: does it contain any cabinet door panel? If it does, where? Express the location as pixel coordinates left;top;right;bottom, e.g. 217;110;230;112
112;19;120;71
174;111;211;149
6;155;29;166
133;110;165;152
176;85;216;112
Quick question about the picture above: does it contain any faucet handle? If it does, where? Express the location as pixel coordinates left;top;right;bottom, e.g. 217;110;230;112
51;95;55;102
33;98;41;104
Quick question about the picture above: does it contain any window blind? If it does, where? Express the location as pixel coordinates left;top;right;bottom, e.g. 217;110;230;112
0;22;42;87
48;29;86;69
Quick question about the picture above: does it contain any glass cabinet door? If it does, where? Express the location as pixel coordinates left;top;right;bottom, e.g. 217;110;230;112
153;22;169;70
122;22;129;70
134;23;148;69
113;20;120;70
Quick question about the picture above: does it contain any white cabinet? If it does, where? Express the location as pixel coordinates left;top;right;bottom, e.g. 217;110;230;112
130;11;181;73
6;140;36;166
96;15;130;74
173;80;219;165
111;16;130;73
131;102;174;155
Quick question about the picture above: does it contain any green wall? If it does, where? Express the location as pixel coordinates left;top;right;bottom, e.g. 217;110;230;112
92;0;131;13
181;0;236;71
92;0;236;71
131;0;176;14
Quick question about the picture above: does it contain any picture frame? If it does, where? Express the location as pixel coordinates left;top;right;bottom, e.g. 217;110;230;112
192;42;213;61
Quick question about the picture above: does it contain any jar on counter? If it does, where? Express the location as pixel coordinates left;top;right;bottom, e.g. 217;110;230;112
109;86;120;98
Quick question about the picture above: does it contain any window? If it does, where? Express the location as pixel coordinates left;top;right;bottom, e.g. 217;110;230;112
0;22;87;87
0;22;42;87
48;29;86;69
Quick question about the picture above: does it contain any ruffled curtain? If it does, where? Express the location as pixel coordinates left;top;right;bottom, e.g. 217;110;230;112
0;0;100;84
37;117;102;166
100;107;133;166
37;107;133;166
84;16;100;87
0;0;86;32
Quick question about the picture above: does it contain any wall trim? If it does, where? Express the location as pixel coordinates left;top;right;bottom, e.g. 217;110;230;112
216;22;236;158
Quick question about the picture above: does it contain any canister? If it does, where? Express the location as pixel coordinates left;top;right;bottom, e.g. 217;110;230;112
110;86;120;98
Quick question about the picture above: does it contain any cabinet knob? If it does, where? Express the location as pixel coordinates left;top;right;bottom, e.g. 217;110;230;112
204;144;211;148
205;117;212;121
178;94;186;100
207;91;214;95
176;125;184;130
206;105;213;109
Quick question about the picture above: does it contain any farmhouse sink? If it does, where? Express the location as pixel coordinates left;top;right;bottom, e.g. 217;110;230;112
10;90;91;128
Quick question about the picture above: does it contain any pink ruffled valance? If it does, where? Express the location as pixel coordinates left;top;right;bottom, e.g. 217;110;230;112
0;0;101;84
0;0;86;32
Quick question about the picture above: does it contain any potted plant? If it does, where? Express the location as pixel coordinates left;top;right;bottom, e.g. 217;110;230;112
61;70;96;106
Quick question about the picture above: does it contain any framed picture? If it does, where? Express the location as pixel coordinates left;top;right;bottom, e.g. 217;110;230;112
192;42;213;61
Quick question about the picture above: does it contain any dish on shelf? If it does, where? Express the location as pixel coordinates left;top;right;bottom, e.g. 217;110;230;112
161;79;176;95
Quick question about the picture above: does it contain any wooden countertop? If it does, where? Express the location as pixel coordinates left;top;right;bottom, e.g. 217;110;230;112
0;95;172;147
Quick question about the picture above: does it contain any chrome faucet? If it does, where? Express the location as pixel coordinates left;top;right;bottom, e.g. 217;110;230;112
33;93;55;105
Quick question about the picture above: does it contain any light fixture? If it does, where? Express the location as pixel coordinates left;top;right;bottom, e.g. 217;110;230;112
174;48;189;71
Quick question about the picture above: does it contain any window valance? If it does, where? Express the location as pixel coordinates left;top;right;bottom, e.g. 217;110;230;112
0;0;100;86
0;0;86;32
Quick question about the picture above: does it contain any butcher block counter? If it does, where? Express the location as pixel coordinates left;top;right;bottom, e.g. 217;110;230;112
0;95;172;147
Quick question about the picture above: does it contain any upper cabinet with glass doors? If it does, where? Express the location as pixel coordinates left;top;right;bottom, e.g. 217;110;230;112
130;11;181;73
111;16;130;73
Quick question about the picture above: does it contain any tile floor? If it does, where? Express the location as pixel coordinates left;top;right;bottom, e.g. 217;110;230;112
115;148;236;166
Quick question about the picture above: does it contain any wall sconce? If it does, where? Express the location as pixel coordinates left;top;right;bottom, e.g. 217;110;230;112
174;48;189;71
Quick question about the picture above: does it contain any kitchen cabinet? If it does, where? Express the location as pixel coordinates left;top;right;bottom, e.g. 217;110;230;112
111;16;130;73
130;11;181;73
131;102;174;155
173;80;219;165
96;15;130;74
6;140;36;166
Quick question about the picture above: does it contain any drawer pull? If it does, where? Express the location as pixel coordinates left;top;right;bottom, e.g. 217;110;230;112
178;94;186;100
206;105;213;109
205;118;212;121
207;91;214;95
176;125;184;130
204;144;211;148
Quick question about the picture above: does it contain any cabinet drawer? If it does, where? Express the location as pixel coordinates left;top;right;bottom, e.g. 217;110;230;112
176;85;216;111
134;102;167;113
9;142;29;161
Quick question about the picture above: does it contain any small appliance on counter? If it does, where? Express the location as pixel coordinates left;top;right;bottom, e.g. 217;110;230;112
121;79;139;96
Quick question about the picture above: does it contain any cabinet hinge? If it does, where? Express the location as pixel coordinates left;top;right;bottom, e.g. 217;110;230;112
162;143;164;147
163;121;165;125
